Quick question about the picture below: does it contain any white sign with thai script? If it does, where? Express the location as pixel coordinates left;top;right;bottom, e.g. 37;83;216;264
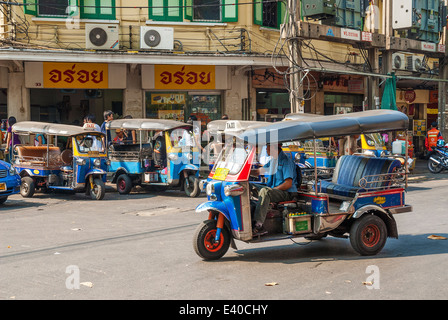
341;28;361;41
421;42;436;52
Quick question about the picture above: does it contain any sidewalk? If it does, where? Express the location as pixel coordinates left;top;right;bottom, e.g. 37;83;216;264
408;158;448;182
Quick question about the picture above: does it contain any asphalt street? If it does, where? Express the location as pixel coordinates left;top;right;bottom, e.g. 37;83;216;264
0;160;447;301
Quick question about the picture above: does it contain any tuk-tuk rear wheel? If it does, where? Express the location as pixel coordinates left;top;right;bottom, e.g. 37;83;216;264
193;219;230;260
90;178;105;200
350;214;387;256
117;174;132;195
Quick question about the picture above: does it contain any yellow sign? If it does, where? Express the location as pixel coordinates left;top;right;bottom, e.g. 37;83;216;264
213;168;229;181
154;65;215;90
151;93;186;105
373;196;386;205
43;63;109;89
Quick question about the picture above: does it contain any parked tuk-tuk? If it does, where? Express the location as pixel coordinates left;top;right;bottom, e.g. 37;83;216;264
12;122;108;200
106;118;201;197
193;110;412;260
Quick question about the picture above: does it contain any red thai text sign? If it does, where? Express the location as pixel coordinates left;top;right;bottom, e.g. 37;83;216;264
154;65;215;90
43;63;109;89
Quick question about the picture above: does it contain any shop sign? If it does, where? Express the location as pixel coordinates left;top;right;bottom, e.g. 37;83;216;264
154;65;215;90
43;63;109;89
151;93;185;104
421;42;436;52
404;90;416;103
361;31;372;42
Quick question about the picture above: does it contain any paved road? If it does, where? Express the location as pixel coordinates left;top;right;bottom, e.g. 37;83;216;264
0;163;447;301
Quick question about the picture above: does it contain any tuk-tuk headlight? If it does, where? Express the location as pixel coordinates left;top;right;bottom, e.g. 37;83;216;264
186;153;193;160
224;184;245;197
76;158;86;166
206;182;215;196
294;153;301;162
94;159;101;167
168;153;178;161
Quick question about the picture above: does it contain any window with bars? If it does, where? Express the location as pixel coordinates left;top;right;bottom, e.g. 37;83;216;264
24;0;76;17
149;0;237;22
253;0;287;29
80;0;116;20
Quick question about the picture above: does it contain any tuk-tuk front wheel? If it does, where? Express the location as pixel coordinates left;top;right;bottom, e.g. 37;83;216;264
193;219;230;260
20;176;35;198
89;178;105;200
350;214;387;256
184;175;200;198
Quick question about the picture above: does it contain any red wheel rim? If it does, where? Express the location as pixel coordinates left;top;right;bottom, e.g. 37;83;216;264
203;230;223;253
118;179;126;192
361;224;381;247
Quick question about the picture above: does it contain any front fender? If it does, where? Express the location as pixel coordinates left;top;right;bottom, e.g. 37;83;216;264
196;201;230;221
178;164;199;175
352;204;398;238
85;168;107;178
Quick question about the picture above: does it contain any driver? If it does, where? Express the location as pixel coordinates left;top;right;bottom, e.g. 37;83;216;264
250;143;298;236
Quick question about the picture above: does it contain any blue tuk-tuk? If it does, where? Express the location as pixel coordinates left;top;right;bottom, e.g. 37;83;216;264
106;118;200;197
0;159;21;204
193;110;412;260
12;122;108;200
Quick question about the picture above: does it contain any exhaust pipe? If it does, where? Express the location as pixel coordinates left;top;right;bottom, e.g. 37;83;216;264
429;156;440;165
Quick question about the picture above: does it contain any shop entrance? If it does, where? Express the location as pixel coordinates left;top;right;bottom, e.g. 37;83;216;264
30;89;123;125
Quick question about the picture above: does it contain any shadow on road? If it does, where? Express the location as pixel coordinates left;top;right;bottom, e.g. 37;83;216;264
219;233;448;264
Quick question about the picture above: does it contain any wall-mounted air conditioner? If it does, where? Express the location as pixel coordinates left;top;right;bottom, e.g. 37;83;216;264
85;24;119;50
140;26;174;50
392;53;406;70
406;55;423;72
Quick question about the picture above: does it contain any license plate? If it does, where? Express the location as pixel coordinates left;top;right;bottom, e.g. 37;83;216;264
0;183;6;192
213;168;229;181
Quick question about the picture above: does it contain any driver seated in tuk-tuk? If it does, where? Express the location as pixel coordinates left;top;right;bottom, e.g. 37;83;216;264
250;143;298;236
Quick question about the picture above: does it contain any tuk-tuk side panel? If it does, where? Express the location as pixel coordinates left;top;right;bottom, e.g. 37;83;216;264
109;160;142;175
353;188;405;211
16;167;60;177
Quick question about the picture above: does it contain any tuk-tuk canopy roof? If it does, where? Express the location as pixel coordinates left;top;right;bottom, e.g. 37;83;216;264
238;110;409;145
12;121;103;137
106;118;191;131
206;120;267;134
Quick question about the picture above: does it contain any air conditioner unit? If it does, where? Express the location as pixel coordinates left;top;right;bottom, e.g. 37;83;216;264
140;26;174;50
85;24;119;50
392;53;406;70
406;55;423;72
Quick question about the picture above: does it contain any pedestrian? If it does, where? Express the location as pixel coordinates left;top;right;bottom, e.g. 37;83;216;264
100;110;114;145
4;116;21;163
425;121;443;152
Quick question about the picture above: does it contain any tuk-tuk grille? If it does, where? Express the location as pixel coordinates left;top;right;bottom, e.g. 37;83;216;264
0;169;7;178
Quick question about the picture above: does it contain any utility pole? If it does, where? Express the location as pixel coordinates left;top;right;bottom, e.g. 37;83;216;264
287;0;303;113
438;0;448;139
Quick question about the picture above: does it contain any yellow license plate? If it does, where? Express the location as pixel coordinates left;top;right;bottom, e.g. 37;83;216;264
0;183;6;192
213;168;229;181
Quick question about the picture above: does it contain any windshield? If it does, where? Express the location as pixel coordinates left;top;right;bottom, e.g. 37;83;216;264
213;141;252;175
75;134;105;154
365;133;385;148
171;128;198;147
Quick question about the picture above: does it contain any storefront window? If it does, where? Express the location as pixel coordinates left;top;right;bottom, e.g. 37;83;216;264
145;92;222;127
255;90;289;121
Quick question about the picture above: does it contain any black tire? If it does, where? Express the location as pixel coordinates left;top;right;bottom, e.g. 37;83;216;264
20;176;35;198
184;175;200;198
116;174;133;195
193;219;231;260
90;178;105;200
350;214;388;256
428;155;443;173
0;197;7;205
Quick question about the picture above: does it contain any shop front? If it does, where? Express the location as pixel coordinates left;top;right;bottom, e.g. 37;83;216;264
142;64;229;128
252;67;289;121
25;62;127;124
